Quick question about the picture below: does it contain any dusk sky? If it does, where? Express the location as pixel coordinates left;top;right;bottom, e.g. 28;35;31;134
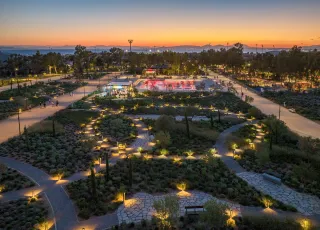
1;0;320;48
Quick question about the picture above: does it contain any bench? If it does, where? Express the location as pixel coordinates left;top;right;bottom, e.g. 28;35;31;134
185;206;205;215
262;173;282;185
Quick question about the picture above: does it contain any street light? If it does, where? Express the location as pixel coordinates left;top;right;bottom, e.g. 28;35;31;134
17;108;22;135
278;104;281;120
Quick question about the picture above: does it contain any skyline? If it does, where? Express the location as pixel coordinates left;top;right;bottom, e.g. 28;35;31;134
1;0;320;48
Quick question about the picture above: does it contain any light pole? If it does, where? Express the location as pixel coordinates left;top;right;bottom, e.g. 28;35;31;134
128;39;133;53
279;104;281;120
17;108;21;135
83;86;86;97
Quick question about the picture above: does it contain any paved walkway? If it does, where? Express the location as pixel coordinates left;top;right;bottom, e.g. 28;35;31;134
215;121;320;217
0;74;113;143
1;107;320;229
130;114;239;122
117;191;241;224
210;72;320;139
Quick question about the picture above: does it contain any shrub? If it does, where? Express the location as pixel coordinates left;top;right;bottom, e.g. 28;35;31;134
200;199;229;229
241;215;302;230
155;131;171;148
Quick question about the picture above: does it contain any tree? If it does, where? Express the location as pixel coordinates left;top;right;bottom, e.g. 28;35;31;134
52;118;56;137
155;115;175;133
128;157;133;188
299;136;318;162
264;115;287;150
155;131;171;148
73;45;87;80
184;110;190;139
104;150;110;183
90;164;97;200
248;107;264;119
210;112;214;128
153;196;179;230
200;199;229;229
24;125;30;150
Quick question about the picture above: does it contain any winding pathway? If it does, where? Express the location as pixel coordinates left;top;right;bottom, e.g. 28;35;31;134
1;112;320;228
215;122;320;220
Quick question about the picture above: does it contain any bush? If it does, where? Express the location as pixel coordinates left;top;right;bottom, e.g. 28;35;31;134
240;215;302;230
67;158;293;219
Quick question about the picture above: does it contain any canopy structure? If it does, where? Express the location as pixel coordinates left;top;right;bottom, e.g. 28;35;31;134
106;80;132;89
102;80;133;97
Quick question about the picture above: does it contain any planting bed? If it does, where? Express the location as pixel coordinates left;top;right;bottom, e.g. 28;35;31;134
67;158;295;219
0;110;100;178
97;114;137;146
0;197;49;230
0;164;35;192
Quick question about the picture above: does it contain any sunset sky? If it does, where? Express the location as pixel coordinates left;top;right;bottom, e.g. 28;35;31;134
1;0;320;48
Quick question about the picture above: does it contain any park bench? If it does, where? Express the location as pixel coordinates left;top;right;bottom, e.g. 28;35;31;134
262;173;282;185
185;206;205;215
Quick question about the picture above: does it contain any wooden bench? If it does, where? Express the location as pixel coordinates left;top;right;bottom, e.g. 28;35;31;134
262;173;282;185
185;206;205;215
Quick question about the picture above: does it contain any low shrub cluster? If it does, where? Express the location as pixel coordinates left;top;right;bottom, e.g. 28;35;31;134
0;110;100;178
94;91;252;114
0;164;35;192
145;117;219;156
109;215;311;230
0;101;19;120
67;158;294;219
97;114;137;145
0;197;48;230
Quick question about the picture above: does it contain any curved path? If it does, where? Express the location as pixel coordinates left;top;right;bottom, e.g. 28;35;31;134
210;71;320;139
215;122;320;223
1;115;320;228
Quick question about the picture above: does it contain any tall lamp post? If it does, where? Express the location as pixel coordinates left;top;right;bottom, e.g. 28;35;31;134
17;108;22;135
278;104;281;120
128;39;133;53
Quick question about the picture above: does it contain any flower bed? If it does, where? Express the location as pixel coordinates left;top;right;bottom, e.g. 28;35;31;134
67;158;295;219
0;197;49;230
0;164;35;192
